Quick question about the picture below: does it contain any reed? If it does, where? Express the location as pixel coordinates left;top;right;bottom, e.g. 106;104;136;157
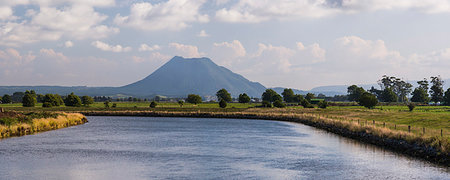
0;113;87;139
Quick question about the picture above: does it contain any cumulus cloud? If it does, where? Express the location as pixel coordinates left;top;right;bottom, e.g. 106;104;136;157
92;41;132;52
216;0;450;23
197;30;210;37
138;44;161;52
0;0;118;46
114;0;209;31
169;42;203;58
64;41;74;48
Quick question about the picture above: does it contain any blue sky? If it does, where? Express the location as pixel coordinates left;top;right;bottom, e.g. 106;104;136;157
1;0;449;90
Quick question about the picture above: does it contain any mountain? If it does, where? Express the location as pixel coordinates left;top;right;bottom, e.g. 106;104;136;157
118;56;266;97
271;87;346;97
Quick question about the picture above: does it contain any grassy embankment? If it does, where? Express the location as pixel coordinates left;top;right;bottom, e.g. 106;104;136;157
1;102;449;165
0;111;87;139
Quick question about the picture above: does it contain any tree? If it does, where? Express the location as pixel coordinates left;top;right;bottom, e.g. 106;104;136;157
300;99;313;108
186;94;202;104
305;93;315;102
430;76;444;103
150;101;157;108
219;99;227;108
216;89;232;102
443;88;450;106
262;89;282;103
292;94;304;103
282;88;295;102
2;94;11;104
358;92;378;109
11;92;25;103
347;85;366;102
22;94;36;107
64;92;82;107
273;100;285;108
81;96;94;107
104;101;110;108
417;78;429;92
381;87;397;102
42;94;60;107
410;88;430;103
377;75;412;102
178;100;184;107
238;93;251;103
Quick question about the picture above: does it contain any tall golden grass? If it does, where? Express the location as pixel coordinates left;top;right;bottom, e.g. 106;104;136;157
0;113;87;139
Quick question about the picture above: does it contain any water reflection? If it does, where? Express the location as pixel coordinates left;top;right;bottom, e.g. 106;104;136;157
0;116;448;179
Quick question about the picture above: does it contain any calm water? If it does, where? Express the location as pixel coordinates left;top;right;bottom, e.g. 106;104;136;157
0;116;448;179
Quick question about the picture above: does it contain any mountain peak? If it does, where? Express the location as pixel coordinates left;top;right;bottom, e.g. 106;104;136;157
120;56;266;97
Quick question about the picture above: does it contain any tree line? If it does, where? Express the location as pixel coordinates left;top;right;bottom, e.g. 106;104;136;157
347;75;450;108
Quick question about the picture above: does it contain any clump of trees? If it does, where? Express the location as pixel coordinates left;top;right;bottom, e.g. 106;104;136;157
186;94;202;104
358;92;378;109
81;96;94;107
22;90;37;107
216;89;232;102
2;94;11;104
42;94;64;107
238;93;250;103
64;92;82;107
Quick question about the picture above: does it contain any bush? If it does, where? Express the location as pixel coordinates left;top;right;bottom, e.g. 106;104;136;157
42;102;52;108
104;101;110;108
262;100;272;108
359;92;378;109
150;101;157;108
407;103;416;111
112;103;117;108
219;99;227;108
22;94;36;107
318;101;328;109
299;99;314;108
238;93;251;103
186;94;202;104
64;93;82;107
178;100;184;107
273;100;285;108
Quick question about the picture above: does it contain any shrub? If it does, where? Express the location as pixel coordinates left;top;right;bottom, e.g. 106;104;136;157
64;93;82;107
104;101;110;108
219;99;227;108
407;103;416;112
318;101;328;109
186;94;202;104
150;101;157;108
262;100;272;108
178;100;184;107
112;103;117;108
359;92;378;109
22;94;36;107
238;93;251;103
42;102;52;108
273;100;285;108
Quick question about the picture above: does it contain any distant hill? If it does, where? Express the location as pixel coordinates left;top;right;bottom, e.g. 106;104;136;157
310;79;450;95
119;56;266;97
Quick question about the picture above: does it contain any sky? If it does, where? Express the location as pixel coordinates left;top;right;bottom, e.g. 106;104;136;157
1;0;450;90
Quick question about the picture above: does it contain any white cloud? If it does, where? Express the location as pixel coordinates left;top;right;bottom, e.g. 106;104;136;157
138;44;161;52
64;41;74;48
169;42;203;58
92;41;132;52
114;0;209;31
39;48;70;63
211;40;246;66
216;0;450;23
0;0;118;46
197;30;209;37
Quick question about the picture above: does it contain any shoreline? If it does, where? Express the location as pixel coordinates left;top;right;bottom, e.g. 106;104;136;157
0;113;88;139
81;110;449;167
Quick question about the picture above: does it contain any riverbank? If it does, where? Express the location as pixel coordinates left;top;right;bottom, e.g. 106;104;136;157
81;110;449;166
0;112;87;139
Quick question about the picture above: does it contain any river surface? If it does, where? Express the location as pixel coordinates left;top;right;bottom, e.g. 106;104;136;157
0;116;448;179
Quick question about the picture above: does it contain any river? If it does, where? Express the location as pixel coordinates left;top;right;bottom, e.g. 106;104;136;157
0;116;448;179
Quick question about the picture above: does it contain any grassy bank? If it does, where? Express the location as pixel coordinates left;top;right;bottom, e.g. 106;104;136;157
0;112;87;139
